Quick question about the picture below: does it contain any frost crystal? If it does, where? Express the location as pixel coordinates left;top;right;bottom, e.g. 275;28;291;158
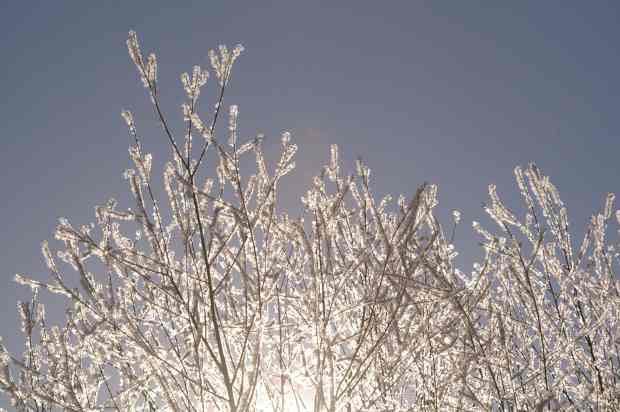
452;209;461;224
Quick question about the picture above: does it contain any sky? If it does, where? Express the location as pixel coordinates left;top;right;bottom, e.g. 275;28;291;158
1;1;620;405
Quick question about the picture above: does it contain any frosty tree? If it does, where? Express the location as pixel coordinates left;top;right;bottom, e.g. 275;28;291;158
1;32;619;412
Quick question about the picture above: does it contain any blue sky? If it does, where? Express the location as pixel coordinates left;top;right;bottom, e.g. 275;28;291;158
1;2;619;404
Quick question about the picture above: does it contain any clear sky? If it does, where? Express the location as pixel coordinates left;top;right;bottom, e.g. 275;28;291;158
1;1;619;404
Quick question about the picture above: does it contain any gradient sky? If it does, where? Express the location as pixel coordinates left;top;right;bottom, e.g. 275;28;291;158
1;1;620;405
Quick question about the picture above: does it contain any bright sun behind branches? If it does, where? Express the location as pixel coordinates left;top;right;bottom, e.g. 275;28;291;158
255;381;315;412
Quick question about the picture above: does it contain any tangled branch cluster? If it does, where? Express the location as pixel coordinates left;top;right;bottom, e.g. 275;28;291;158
1;32;619;412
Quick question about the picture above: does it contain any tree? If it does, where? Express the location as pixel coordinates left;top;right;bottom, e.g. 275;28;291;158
0;31;619;412
461;168;620;410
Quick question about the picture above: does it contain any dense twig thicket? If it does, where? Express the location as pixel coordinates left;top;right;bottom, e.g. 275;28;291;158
1;32;619;412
